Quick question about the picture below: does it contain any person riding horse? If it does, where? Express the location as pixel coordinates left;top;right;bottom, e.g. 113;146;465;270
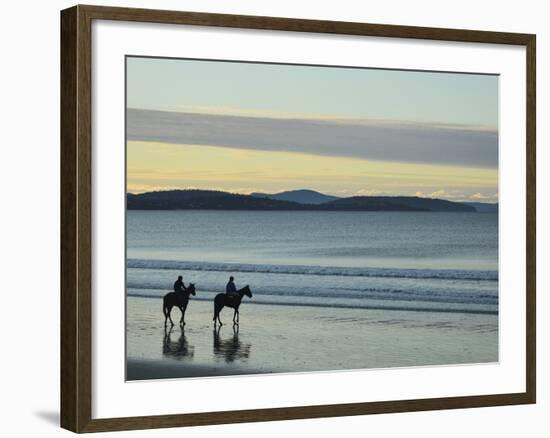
214;283;253;326
164;277;196;326
174;275;187;293
226;276;239;299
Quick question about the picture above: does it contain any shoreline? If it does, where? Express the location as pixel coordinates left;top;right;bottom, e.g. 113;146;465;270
127;296;498;381
127;293;498;315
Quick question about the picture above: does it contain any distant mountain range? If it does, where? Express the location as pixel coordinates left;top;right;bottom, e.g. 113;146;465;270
127;189;497;212
127;190;301;210
250;189;340;205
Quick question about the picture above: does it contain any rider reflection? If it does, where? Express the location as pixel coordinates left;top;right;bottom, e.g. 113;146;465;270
162;325;195;360
212;324;251;363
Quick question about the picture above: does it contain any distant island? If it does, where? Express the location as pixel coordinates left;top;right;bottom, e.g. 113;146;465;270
460;202;499;213
250;189;340;205
127;189;498;212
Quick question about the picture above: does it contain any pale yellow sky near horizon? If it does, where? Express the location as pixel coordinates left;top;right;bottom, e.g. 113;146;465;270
127;141;498;202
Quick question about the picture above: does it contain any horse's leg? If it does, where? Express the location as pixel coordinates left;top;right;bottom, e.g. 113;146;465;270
233;303;240;324
214;301;225;326
213;303;220;326
180;305;186;326
167;305;174;326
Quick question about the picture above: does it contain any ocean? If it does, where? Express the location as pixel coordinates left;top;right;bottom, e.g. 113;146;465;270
127;210;498;315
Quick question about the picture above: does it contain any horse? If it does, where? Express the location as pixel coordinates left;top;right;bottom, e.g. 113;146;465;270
213;285;252;326
163;283;196;326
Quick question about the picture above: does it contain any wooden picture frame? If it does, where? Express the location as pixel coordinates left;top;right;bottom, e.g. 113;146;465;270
60;4;536;433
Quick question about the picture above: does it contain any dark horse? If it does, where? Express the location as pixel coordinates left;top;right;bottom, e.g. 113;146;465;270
213;285;252;326
163;283;196;326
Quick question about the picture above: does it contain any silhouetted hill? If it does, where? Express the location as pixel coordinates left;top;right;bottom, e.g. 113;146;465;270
127;190;303;210
251;189;340;205
463;202;498;213
318;196;475;212
128;190;476;212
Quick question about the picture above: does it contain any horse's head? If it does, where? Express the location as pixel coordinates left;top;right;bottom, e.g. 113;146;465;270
243;285;252;298
188;283;196;296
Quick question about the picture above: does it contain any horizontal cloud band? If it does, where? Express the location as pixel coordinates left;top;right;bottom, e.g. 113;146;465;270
127;109;498;168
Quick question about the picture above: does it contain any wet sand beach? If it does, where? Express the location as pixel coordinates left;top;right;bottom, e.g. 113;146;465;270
126;296;498;381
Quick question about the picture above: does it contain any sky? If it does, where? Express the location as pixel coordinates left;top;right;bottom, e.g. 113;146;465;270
126;56;498;202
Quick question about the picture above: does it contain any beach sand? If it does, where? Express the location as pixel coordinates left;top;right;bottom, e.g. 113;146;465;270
127;296;498;381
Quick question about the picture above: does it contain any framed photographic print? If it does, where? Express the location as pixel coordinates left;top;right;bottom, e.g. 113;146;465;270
60;4;536;433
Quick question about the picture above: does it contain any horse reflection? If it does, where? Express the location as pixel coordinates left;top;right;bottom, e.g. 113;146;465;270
213;325;251;363
162;325;195;360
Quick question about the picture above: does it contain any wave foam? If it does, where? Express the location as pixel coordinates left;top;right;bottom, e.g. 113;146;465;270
127;258;498;281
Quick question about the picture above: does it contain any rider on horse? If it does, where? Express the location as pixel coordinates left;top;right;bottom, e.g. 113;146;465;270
226;276;239;298
174;275;187;293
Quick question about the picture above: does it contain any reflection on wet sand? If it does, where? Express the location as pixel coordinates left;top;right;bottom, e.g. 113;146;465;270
213;325;251;363
162;326;195;360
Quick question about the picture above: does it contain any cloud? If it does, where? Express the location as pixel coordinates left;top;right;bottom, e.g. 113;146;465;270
470;192;498;201
413;189;498;202
127;183;260;195
127;109;498;168
414;189;457;199
351;188;384;196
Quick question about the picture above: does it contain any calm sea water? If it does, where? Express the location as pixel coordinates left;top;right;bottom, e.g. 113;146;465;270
127;211;498;314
